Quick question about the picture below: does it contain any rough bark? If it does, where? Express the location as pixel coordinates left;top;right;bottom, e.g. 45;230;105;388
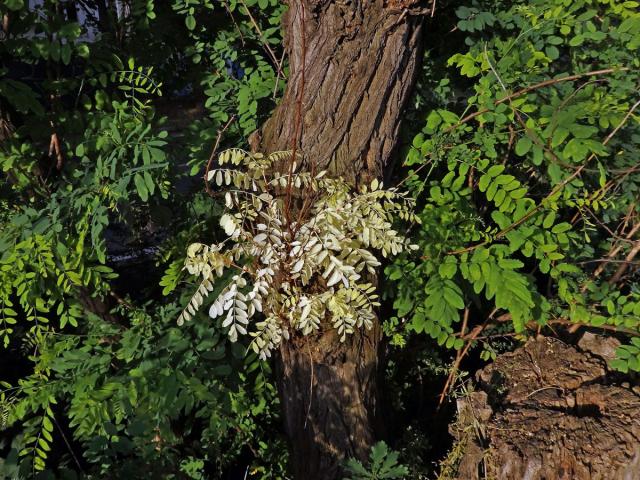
256;1;424;478
277;324;382;479
259;0;424;184
451;335;640;480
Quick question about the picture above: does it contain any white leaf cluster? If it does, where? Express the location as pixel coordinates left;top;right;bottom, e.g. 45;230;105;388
179;149;419;359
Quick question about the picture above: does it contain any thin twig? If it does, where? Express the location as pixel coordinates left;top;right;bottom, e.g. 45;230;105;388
204;115;236;197
578;258;640;265
524;385;565;400
223;0;245;45
438;307;473;406
273;47;286;99
493;312;640;337
586;217;640;287
609;239;640;284
303;340;314;429
238;0;285;80
52;413;85;475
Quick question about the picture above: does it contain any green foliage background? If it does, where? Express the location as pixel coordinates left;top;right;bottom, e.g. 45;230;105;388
388;0;640;371
0;0;638;478
1;0;287;478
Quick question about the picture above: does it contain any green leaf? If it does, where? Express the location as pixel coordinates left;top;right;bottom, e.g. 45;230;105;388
5;0;24;10
38;438;51;452
515;137;532;156
569;35;584;47
143;171;155;195
456;6;472;19
487;165;505;177
542;211;556;228
552;222;571;234
479;174;491;192
61;43;72;65
42;416;53;432
443;285;464;310
134;173;149;201
438;259;458;279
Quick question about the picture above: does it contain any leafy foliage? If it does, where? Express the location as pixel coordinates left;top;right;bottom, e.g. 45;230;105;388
1;0;640;478
388;0;640;370
0;0;288;477
180;149;417;358
344;442;409;480
171;0;286;175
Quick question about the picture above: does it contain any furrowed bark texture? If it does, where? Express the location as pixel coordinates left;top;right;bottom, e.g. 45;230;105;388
256;1;424;479
260;0;423;184
452;336;640;480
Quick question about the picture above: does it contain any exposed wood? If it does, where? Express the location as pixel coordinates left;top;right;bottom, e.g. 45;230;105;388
451;336;640;480
609;239;640;284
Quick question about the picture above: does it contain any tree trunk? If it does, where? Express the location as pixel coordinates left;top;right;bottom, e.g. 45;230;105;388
256;1;424;478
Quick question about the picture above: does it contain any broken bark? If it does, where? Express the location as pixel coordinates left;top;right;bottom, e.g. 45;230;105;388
451;335;640;480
